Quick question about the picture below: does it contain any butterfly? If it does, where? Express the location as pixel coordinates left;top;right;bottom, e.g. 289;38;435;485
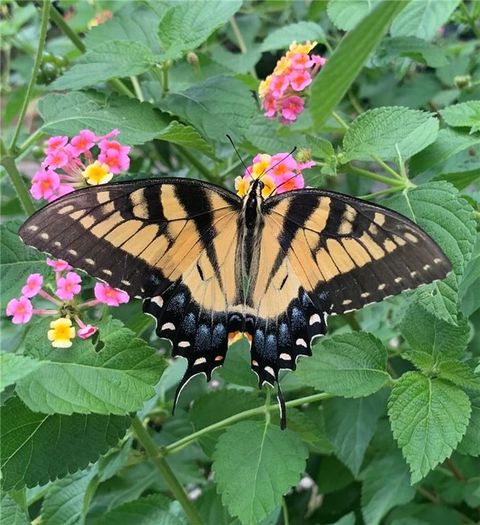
20;176;451;427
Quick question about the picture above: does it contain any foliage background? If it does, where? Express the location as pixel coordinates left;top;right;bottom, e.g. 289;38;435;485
1;1;479;524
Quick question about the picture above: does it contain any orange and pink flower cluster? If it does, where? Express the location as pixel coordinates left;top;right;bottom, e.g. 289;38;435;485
258;41;326;124
235;152;314;198
31;129;130;202
6;259;129;348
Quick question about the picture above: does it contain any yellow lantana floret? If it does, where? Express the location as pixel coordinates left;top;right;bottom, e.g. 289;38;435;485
48;317;76;348
235;176;251;197
288;40;317;56
258;75;272;98
82;161;113;185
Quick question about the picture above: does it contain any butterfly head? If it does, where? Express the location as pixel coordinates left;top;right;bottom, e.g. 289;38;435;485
244;178;265;229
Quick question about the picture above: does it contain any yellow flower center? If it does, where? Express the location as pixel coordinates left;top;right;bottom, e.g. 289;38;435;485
82;161;113;185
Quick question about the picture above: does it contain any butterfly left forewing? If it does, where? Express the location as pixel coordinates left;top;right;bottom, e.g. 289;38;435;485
20;178;244;398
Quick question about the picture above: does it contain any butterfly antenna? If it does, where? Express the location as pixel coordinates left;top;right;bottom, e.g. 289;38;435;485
259;147;297;181
277;382;287;430
272;172;300;195
226;134;253;180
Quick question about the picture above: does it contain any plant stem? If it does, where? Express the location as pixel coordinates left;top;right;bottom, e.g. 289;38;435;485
348;90;364;114
359;186;406;200
345;163;405;187
131;416;204;525
9;0;50;153
371;154;404;181
230;16;258;79
282;497;290;525
49;4;135;98
331;111;349;131
130;76;144;101
0;154;36;216
162;63;170;96
174;145;218;184
445;458;465;481
17;130;46;156
49;4;85;51
164;392;333;455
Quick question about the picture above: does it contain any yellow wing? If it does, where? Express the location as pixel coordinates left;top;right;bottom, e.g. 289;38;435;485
20;178;242;396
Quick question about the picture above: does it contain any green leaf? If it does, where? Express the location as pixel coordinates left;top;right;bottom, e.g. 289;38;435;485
295;332;390;398
191;390;261;457
260;21;326;51
157;121;216;158
96;494;176;525
387;182;476;325
440;101;480;134
0;221;45;310
84;5;162;54
0;396;129;490
323;391;387;476
341;106;439;162
40;467;97;525
51;41;159;91
328;513;356;525
244;115;308;153
360;451;415;525
0;353;41;393
436;361;480;392
388;371;471;482
310;0;408;128
158;0;242;60
39;92;170;146
213;421;308;524
410;128;480;175
400;303;470;360
457;395;480;457
391;0;461;41
157;76;256;144
0;492;29;525
459;245;480;317
327;0;382;31
16;318;166;415
379;36;448;68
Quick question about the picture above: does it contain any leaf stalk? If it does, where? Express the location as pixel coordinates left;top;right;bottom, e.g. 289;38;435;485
131;416;204;525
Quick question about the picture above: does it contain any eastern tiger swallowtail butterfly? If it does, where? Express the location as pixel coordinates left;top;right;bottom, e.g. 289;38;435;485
19;177;451;427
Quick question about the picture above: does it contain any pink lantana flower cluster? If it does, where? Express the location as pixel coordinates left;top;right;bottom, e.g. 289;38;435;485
31;129;131;202
6;259;129;348
235;152;315;198
258;41;326;123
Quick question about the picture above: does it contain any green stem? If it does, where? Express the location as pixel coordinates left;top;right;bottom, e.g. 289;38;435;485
347;90;364;114
131;417;204;525
49;4;135;98
130;76;144;102
358;186;407;200
162;63;170;96
230;16;258;79
345;163;405;187
331;111;349;131
282;497;290;525
174;145;218;184
17;130;46;156
220;158;243;179
164;392;333;455
49;4;85;51
0;154;36;216
9;0;50;153
371;155;404;181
